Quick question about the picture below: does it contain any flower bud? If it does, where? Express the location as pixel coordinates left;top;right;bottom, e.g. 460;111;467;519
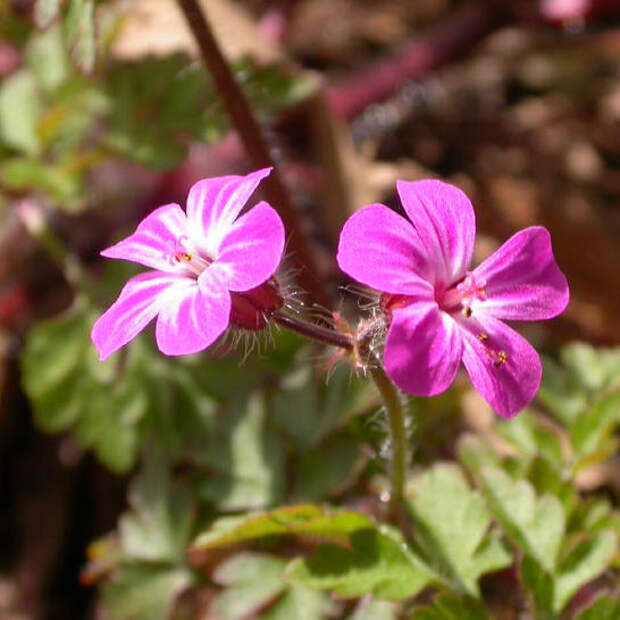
229;279;283;330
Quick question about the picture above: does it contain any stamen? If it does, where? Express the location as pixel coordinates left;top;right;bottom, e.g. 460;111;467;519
438;271;487;316
476;332;508;369
168;235;211;274
494;350;508;368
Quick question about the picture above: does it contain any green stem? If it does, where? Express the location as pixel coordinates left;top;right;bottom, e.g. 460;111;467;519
369;363;408;524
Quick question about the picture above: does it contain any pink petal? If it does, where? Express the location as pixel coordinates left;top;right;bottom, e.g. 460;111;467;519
397;179;476;288
458;314;542;419
472;227;569;321
384;301;464;396
91;271;186;361
337;204;434;297
101;204;189;273
186;168;272;256
155;267;231;356
215;201;285;292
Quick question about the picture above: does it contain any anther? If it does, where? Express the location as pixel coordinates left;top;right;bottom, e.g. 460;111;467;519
477;332;488;342
494;350;508;368
463;306;472;318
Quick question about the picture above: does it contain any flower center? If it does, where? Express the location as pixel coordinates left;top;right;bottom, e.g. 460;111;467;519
437;272;487;317
169;235;211;275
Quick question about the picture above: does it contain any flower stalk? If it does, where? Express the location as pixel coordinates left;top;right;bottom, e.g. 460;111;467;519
369;363;408;525
271;311;354;350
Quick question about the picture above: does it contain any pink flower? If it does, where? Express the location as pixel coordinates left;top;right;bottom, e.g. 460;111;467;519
540;0;590;21
337;180;569;418
92;168;285;360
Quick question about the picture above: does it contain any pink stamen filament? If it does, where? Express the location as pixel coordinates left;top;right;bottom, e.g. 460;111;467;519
438;272;487;315
170;235;212;275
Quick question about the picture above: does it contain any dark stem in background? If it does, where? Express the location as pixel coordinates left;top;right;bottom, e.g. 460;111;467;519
176;0;330;309
271;311;353;350
325;1;510;119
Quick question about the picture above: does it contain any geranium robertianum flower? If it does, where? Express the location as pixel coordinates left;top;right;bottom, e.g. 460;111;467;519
92;168;285;360
337;180;569;418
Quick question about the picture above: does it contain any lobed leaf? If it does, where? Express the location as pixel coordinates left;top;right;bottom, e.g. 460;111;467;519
521;530;618;614
410;593;492;620
477;466;565;572
192;504;373;552
197;393;285;510
576;596;620;620
406;465;512;596
287;526;436;601
101;564;192;620
119;450;193;564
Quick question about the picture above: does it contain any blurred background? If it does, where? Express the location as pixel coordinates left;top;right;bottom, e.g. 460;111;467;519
1;1;619;619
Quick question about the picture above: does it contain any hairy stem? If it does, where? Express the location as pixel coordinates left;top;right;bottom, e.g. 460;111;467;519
271;311;353;350
369;364;408;525
175;0;329;308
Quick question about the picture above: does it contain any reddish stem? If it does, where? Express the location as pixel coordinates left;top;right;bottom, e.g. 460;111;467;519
176;0;330;308
325;2;510;119
271;311;353;350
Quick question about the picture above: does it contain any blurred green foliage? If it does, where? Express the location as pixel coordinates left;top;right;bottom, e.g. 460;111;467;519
0;9;315;210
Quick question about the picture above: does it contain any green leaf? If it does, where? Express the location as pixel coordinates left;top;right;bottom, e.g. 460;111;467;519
476;467;565;572
273;363;373;450
192;504;374;552
553;530;618;613
410;593;492;620
259;587;336;620
570;392;620;466
406;465;512;596
0;69;41;155
576;596;620;620
26;25;69;92
292;434;363;501
538;356;588;424
34;0;61;28
198;393;285;510
347;599;398;620
210;553;287;620
119;450;193;564
104;54;209;170
20;299;148;472
497;410;563;466
520;556;554;615
287;526;435;600
457;435;501;474
0;157;82;206
210;552;335;620
561;343;619;392
568;498;620;538
526;456;577;515
101;564;192;620
521;531;618;614
64;0;95;72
